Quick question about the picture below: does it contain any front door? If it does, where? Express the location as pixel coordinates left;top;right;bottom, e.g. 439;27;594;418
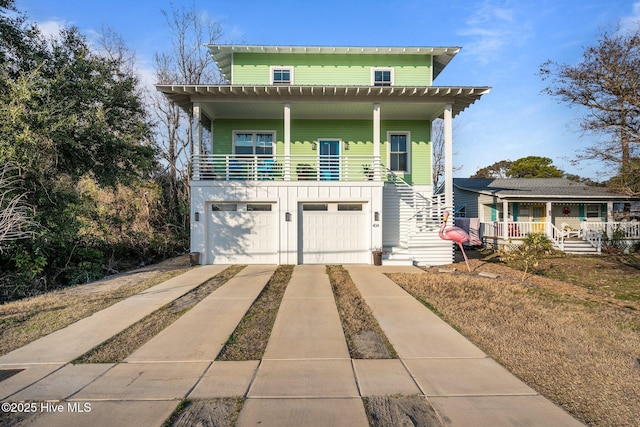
532;205;546;233
319;140;340;181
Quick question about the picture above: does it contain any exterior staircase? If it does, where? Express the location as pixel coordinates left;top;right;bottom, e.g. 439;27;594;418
559;238;600;254
382;172;453;266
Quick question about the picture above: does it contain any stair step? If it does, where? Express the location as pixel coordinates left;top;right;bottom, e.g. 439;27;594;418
557;240;599;254
381;258;414;266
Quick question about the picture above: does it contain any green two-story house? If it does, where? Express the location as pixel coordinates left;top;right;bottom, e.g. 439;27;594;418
156;45;490;265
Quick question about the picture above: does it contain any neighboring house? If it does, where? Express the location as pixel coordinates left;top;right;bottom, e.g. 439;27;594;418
156;45;490;265
454;178;640;253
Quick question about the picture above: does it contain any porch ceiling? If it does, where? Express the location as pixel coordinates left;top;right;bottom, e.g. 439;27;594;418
198;101;446;120
156;84;491;121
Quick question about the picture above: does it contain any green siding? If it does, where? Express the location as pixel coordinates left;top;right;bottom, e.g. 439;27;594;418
211;118;432;185
382;120;431;185
233;53;432;86
212;119;284;155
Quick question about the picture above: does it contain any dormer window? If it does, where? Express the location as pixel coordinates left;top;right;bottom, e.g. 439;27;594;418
271;66;293;85
372;67;394;86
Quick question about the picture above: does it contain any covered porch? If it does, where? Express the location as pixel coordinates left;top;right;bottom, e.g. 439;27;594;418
479;201;640;252
156;83;490;202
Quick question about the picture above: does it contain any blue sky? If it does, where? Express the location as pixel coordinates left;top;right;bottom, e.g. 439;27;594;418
14;0;640;180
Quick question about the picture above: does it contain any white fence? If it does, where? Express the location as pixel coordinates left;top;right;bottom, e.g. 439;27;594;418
480;221;547;239
581;222;640;240
480;220;639;252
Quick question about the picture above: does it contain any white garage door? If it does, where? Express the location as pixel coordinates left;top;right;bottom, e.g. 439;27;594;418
209;203;278;264
299;203;369;264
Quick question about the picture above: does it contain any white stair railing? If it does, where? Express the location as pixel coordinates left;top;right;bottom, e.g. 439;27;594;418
549;223;565;251
385;169;446;243
583;228;602;253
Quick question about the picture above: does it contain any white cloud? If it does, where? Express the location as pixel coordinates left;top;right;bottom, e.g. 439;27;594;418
36;19;67;39
457;1;532;64
620;1;640;33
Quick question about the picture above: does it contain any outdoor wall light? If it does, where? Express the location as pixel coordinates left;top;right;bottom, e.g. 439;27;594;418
374;212;380;221
311;141;317;150
195;212;200;222
285;212;292;222
344;141;349;150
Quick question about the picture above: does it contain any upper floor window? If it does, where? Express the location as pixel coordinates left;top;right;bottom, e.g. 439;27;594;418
271;66;293;85
372;67;394;86
234;131;275;156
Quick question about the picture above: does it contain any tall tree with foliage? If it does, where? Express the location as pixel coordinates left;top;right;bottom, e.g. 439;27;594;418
471;156;563;178
540;24;640;196
507;156;563;178
471;160;512;178
0;4;157;299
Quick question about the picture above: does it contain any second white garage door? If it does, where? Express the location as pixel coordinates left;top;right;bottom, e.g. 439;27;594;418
299;203;369;264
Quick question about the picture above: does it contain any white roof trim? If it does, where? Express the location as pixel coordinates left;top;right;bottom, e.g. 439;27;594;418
207;44;460;55
155;84;491;118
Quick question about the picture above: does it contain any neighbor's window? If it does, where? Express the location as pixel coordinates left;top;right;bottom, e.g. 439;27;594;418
389;133;408;172
234;132;274;156
372;67;393;86
271;66;293;85
586;204;600;218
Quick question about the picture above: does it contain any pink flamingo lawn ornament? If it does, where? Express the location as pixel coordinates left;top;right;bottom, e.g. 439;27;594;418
438;211;475;272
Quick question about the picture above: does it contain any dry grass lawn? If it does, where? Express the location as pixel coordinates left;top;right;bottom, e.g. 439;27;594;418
327;265;396;359
0;256;192;357
162;398;243;427
389;255;640;427
216;265;294;361
74;265;245;364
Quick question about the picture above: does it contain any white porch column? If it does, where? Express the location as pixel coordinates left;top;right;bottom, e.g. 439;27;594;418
546;201;553;237
503;199;509;240
191;102;202;155
373;103;381;181
208;120;214;154
284;103;291;181
444;104;453;210
607;201;614;240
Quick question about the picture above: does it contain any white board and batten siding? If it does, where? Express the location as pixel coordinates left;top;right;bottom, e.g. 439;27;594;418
190;181;384;265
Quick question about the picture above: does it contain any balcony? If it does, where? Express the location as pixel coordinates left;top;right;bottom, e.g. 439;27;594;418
192;154;383;182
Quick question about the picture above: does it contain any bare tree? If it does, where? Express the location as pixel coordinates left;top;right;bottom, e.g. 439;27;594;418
151;3;224;231
0;165;36;251
540;24;640;195
154;2;223;173
97;25;137;78
432;118;462;189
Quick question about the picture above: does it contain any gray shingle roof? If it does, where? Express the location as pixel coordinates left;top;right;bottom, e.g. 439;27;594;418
453;178;629;200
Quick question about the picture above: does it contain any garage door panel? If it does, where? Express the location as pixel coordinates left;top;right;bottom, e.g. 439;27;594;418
300;208;369;264
209;209;278;264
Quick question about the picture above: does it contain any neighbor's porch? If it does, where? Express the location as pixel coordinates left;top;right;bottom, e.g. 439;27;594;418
478;201;640;252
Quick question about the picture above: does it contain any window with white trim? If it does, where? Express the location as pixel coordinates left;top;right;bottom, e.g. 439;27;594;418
270;66;293;85
234;131;275;156
388;132;409;172
372;67;394;86
586;204;600;218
